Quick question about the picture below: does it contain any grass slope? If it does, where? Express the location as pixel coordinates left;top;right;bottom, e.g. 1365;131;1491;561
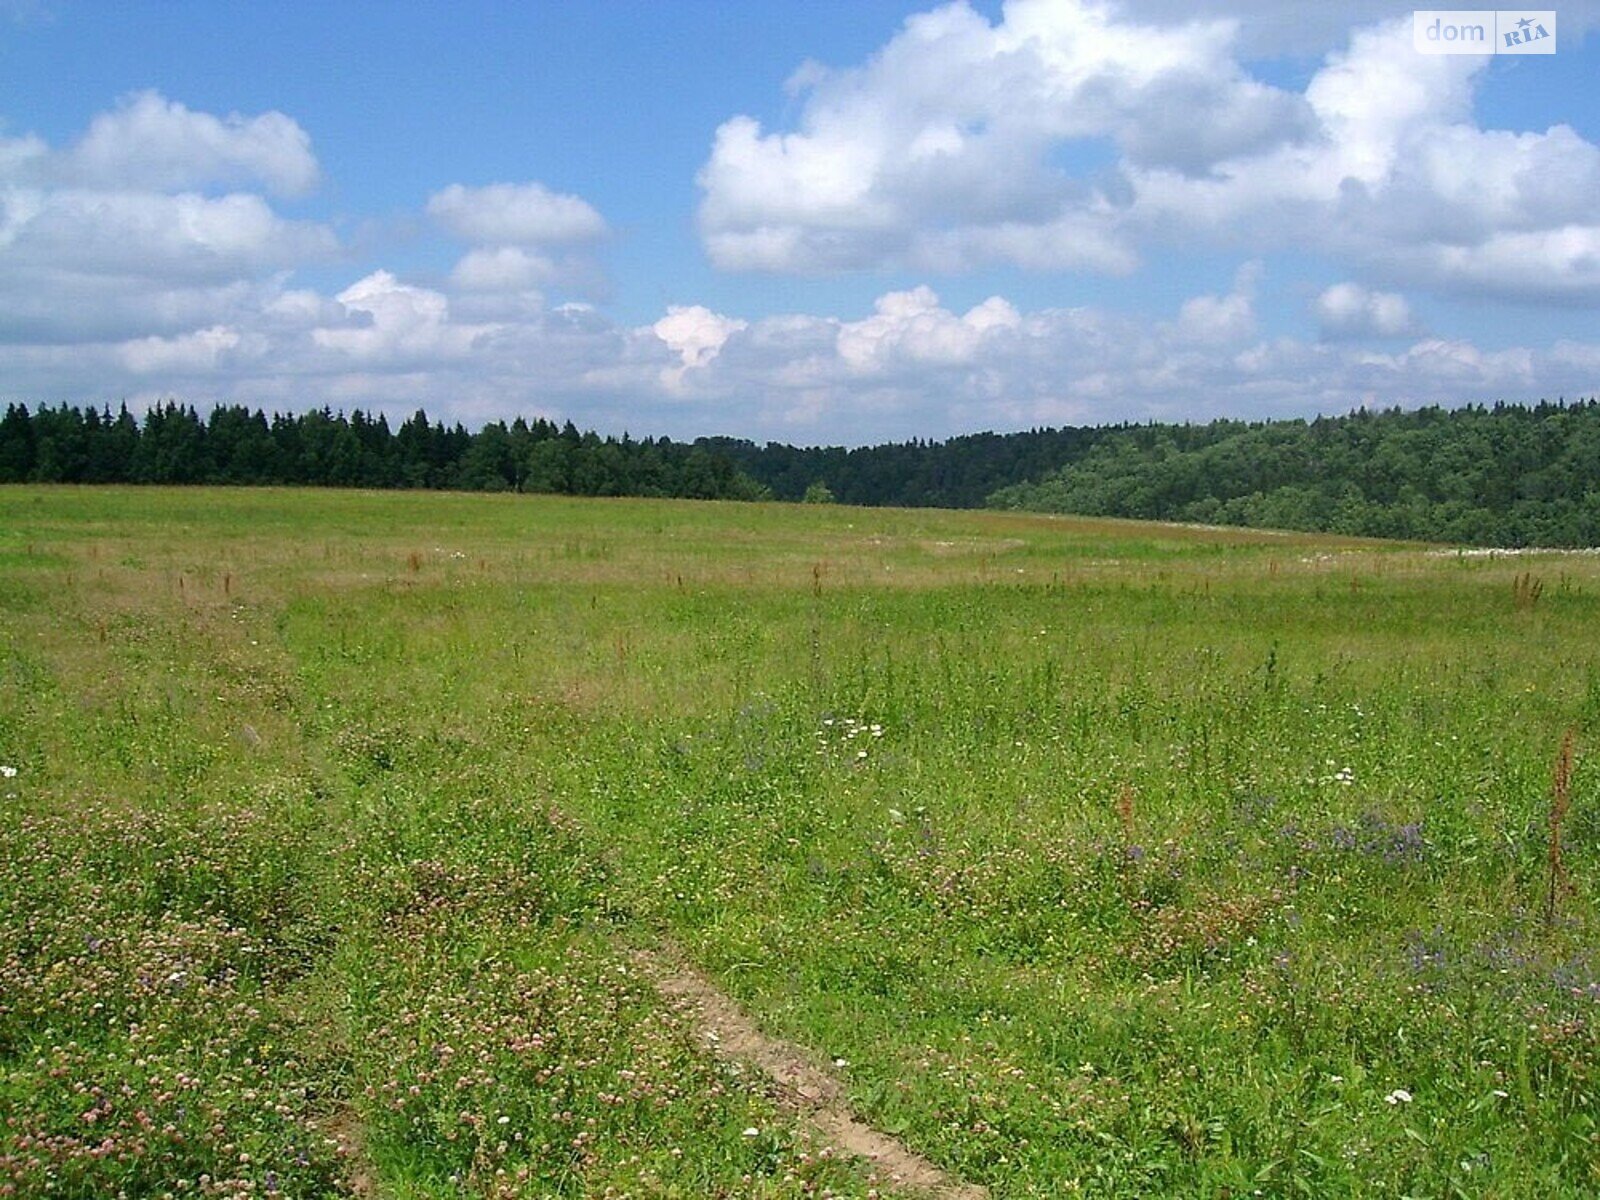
2;486;1597;1198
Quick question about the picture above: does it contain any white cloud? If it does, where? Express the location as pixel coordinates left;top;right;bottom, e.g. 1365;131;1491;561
598;279;1598;444
697;0;1310;274
4;256;1598;445
0;186;336;344
697;3;1600;304
2;45;1595;445
1131;21;1600;303
652;304;748;390
835;286;1020;372
1175;261;1260;344
0;94;336;346
428;182;607;245
66;91;319;197
312;271;491;365
4;188;334;280
1315;282;1417;339
450;245;558;293
118;324;263;374
0;132;47;184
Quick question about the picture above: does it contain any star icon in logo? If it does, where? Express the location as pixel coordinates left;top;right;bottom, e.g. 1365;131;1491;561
1517;16;1534;31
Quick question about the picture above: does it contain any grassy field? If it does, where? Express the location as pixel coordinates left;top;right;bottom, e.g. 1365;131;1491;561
2;485;1597;1198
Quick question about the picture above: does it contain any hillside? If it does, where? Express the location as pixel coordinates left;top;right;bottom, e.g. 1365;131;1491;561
5;397;1600;545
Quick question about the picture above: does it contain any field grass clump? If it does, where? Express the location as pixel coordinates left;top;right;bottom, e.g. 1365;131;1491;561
0;802;347;1198
3;484;1599;1197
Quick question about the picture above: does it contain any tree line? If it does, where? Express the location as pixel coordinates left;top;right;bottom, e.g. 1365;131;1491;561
4;397;1599;546
0;402;767;501
988;401;1600;547
702;426;1112;509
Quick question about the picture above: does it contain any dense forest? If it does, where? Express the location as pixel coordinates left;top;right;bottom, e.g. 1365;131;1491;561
4;397;1600;546
988;401;1600;548
702;426;1112;508
0;402;767;501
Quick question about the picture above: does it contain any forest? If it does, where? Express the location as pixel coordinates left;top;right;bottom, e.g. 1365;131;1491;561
987;400;1600;548
3;397;1599;546
0;402;768;501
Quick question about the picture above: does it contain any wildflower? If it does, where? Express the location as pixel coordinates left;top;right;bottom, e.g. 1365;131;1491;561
742;1127;760;1137
1384;1088;1412;1105
0;764;15;778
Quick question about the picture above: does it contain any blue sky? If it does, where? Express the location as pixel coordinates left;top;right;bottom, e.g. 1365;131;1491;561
3;1;1599;445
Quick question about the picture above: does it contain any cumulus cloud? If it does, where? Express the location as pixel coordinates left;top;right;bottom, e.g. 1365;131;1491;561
119;324;264;375
450;246;559;293
65;91;319;197
6;257;1598;446
652;305;748;390
697;2;1600;304
1134;18;1600;303
0;93;335;346
0;94;637;423
2;39;1594;446
697;0;1312;274
312;271;492;365
835;286;1020;372
427;182;607;245
3;189;334;282
1315;282;1417;339
429;182;610;306
1174;261;1260;344
605;279;1598;444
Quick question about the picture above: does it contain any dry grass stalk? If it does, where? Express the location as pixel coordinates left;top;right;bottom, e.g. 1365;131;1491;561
1546;726;1576;926
1116;783;1136;845
1514;572;1545;610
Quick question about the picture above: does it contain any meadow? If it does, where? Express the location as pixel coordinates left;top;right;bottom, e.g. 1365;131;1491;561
1;485;1596;1198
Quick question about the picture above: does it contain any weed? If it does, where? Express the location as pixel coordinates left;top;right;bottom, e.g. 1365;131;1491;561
1514;571;1545;610
1546;726;1576;926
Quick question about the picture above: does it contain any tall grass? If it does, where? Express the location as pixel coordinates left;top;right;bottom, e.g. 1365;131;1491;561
2;484;1598;1197
1547;726;1577;926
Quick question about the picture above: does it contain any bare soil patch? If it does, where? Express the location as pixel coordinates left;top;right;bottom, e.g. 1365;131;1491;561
632;946;988;1200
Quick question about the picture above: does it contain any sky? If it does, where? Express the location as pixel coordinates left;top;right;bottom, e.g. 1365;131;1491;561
3;0;1599;446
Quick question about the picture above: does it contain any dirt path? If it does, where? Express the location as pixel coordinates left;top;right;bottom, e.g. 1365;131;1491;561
318;1109;377;1198
631;946;988;1200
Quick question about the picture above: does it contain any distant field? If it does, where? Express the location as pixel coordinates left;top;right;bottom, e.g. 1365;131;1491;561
2;486;1597;1198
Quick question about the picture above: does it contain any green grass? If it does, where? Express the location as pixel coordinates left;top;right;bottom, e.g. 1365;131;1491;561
2;484;1597;1197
